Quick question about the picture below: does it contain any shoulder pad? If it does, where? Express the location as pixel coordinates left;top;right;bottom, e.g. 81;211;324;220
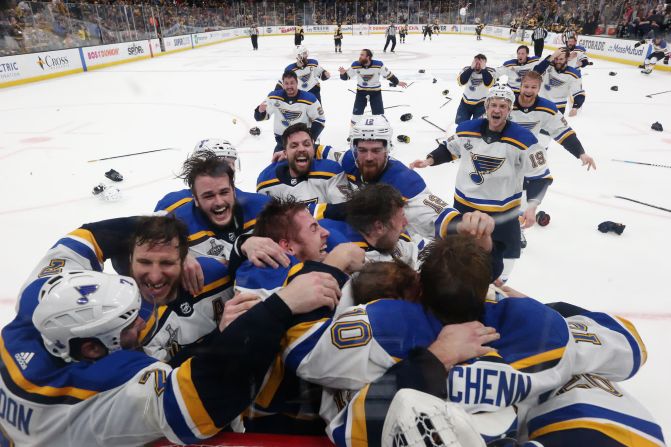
307;58;319;65
285;63;298;72
456;118;486;134
197;257;232;288
365;300;442;358
503;58;518;67
381;159;427;199
502;122;539;148
565;66;582;78
236;190;271;217
351;61;361;68
298;90;318;102
482;298;569;370
268;89;286;99
310;158;343;175
371;59;384;67
535;97;559;113
257;162;281;185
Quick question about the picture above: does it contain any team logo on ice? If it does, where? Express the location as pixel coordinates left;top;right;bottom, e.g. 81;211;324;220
469;153;506;184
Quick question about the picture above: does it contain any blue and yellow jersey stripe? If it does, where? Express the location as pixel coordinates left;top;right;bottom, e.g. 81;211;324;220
454;189;523;213
554;128;575;144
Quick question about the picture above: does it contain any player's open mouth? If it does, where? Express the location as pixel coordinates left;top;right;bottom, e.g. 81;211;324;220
213;206;229;216
144;281;168;296
296;155;309;166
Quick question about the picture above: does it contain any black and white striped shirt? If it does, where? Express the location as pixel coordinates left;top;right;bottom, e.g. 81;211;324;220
533;27;548;40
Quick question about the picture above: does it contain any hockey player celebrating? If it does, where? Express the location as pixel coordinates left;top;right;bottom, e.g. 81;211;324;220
635;35;669;74
410;84;552;281
325;114;476;239
255;70;326;152
455;53;496;124
256;123;349;204
280;45;330;104
0;262;339;445
563;35;592;70
495;45;540;93
533;48;585;116
513;71;596;170
399;24;407;43
338;49;407;116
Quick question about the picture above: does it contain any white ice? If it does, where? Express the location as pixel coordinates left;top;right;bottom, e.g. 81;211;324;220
1;32;669;440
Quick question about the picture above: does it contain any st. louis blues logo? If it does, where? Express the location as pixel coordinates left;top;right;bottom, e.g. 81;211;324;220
280;108;303;126
469;153;506;184
516;69;530;83
75;284;99;304
516;121;538;131
469;77;483;91
548;76;565;87
361;74;374;82
300;74;311;83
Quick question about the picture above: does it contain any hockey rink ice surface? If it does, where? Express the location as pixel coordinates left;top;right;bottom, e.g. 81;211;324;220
1;32;670;439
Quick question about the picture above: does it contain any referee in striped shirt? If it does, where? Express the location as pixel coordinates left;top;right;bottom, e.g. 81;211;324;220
532;24;548;57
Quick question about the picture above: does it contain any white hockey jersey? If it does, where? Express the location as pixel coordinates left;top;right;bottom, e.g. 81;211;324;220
22;225;234;363
457;66;496;104
284;58;326;92
321;147;454;239
496;55;541;92
510;96;577;149
534;58;585;111
442;119;551;213
518;374;666;446
289;297;647;444
343;59;395;92
261;89;326;137
564;44;589;69
256;159;350;204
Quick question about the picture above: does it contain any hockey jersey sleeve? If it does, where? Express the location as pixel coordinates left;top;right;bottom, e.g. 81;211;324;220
544;111;585;158
307;98;326;139
569;74;585;109
521;143;553;204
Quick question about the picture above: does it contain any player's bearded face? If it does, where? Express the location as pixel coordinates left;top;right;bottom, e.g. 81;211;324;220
359;51;370;65
377;207;408;252
131;238;183;305
553;54;568;70
284;77;298;96
285;131;314;177
120;316;147;350
520;79;540;100
356;140;388;182
193;174;236;228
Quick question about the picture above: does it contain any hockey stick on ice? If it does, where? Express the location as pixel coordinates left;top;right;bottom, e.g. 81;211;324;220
645;90;671;98
421;116;446;132
614;196;671;213
384;104;410;110
612;159;671;169
87;148;178;163
439;97;453;109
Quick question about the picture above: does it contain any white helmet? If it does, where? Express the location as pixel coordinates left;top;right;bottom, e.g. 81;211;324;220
485;83;516;109
193;138;240;171
32;271;142;362
295;45;309;63
382;389;486;447
350;114;394;157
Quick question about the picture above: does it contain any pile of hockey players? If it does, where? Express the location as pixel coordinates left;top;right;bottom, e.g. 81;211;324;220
0;40;665;447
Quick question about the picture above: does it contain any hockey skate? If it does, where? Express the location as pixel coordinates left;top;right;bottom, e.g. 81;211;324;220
641;68;652;74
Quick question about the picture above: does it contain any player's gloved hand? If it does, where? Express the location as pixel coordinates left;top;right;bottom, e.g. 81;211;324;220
664;56;669;65
634;40;643;48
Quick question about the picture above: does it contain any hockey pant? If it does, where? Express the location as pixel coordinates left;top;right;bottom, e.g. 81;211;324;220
251;35;258;49
455;100;485;124
384;36;396;52
455;202;521;259
533;39;544;57
353;90;384;115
